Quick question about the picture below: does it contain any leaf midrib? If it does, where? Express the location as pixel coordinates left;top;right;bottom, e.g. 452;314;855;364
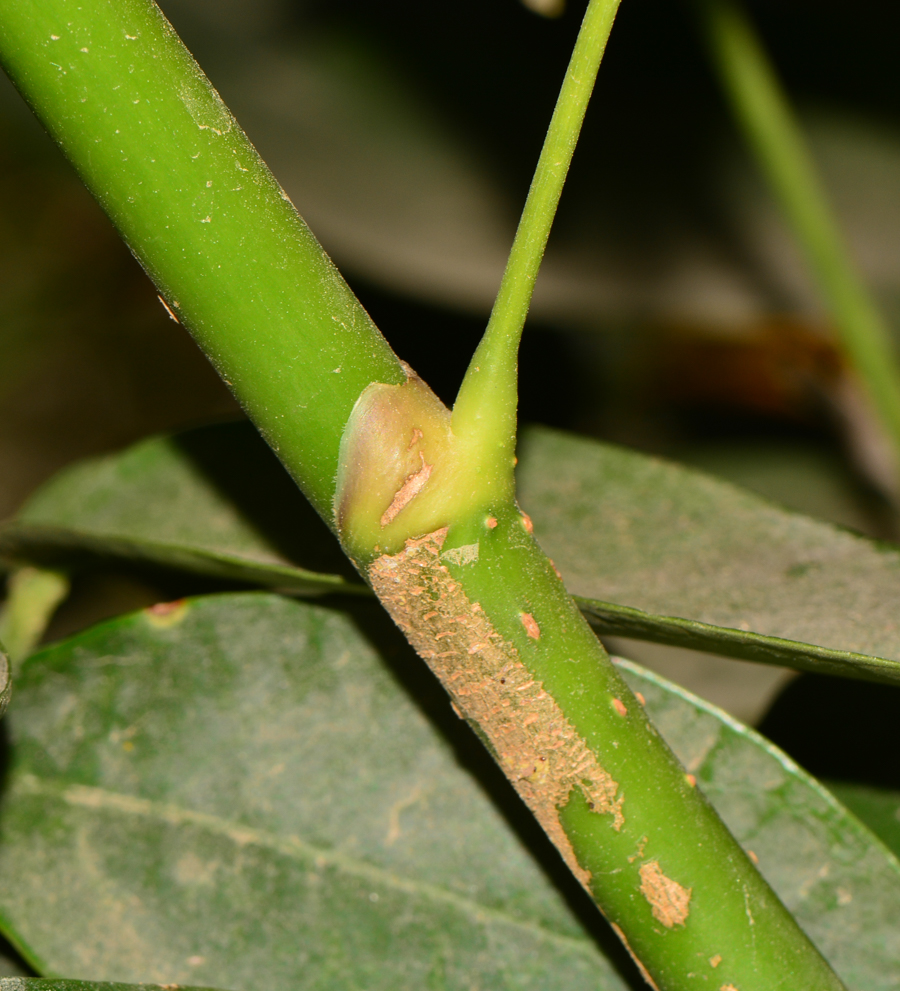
14;773;602;956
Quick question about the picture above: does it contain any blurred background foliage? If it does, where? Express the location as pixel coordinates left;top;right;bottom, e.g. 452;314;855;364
4;0;900;724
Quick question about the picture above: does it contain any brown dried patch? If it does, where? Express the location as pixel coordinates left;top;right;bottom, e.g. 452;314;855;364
145;600;188;628
710;954;722;968
380;452;433;527
369;528;622;887
639;860;692;927
721;985;740;991
609;923;660;991
520;612;541;639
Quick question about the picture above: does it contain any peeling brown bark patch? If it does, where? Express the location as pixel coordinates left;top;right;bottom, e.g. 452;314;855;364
380;452;433;527
369;528;623;887
639;860;692;927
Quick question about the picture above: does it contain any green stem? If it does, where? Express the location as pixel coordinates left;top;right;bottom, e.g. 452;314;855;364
452;0;621;475
0;0;405;520
699;0;900;479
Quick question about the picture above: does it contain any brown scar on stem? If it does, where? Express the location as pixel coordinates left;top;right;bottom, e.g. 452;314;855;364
635;692;646;706
746;849;759;864
157;295;180;323
639;860;692;928
380;451;433;527
486;515;498;529
685;773;697;787
520;511;534;533
369;528;623;888
609;923;660;991
520;612;541;639
612;698;628;717
407;427;423;450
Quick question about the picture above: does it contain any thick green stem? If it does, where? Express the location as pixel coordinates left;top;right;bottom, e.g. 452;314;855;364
0;0;405;520
0;1;846;987
699;0;900;479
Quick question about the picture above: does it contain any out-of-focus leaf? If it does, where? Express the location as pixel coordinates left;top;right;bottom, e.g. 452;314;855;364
0;594;899;988
517;426;900;684
0;422;362;597
825;783;900;863
10;421;900;685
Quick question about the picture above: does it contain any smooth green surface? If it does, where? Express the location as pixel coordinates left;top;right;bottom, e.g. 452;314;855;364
0;0;405;518
452;0;620;481
0;593;896;987
701;0;900;466
9;421;900;684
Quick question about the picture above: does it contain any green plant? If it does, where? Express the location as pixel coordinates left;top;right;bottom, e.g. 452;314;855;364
0;1;899;990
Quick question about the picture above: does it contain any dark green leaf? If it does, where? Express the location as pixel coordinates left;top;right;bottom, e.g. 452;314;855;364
0;422;362;597
517;426;900;684
10;421;900;684
825;782;900;862
1;593;899;988
0;593;629;991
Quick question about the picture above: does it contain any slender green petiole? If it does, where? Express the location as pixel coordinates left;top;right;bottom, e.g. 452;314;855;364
451;0;622;477
699;0;900;483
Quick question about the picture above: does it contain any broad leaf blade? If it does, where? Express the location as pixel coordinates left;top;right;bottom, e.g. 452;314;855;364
517;426;900;683
1;593;899;989
0;422;361;596
0;593;627;991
